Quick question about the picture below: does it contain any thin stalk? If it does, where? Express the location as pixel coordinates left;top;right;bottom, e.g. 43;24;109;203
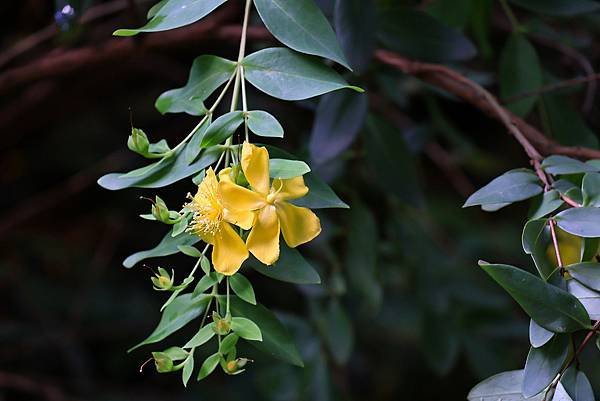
188;243;211;277
499;0;520;32
226;277;231;317
549;219;564;270
241;66;250;142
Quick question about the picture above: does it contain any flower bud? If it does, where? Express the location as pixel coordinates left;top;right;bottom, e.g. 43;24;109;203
152;352;174;373
151;196;171;223
128;127;150;155
151;267;174;291
212;311;231;335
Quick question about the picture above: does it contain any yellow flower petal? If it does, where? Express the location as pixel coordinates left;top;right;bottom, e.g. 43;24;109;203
224;208;255;230
241;142;270;195
218;167;234;183
247;205;280;265
220;180;266;211
276;202;321;248
272;176;309;202
212;222;248;275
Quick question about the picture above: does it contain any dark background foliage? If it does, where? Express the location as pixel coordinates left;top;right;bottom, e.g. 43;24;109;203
2;0;600;400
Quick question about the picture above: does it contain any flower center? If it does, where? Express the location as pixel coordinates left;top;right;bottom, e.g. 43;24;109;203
187;171;224;237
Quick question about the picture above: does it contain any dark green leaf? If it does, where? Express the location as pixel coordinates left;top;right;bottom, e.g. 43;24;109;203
253;0;350;69
542;155;598;175
365;116;422;206
201;111;244;148
464;169;542;207
563;369;595;401
269;159;311;179
114;0;227;36
567;279;600;320
522;334;570;397
568;262;600;291
529;319;554;348
198;353;220;380
479;262;590;332
542;95;599;149
222;297;304;367
582;172;600;207
242;48;361;101
309;90;368;164
155;55;236;115
231;317;262;341
123;230;199;268
509;0;600;16
129;294;210;352
229;273;256;305
556;208;600;238
522;219;555;279
247;110;284;138
322;299;354;365
333;0;376;73
426;0;474;29
183;322;216;348
500;34;543;116
247;245;321;284
378;6;476;62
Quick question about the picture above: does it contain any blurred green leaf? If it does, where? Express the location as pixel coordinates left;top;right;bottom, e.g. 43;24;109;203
464;169;542;207
426;0;473;29
500;34;543;117
248;245;321;285
522;334;569;397
378;5;476;62
247;111;284;138
114;0;227;36
479;262;590;332
254;0;350;69
242;48;361;101
556;207;600;238
334;0;376;73
509;0;600;16
542;95;599;149
322;299;354;365
155;55;235;115
129;294;210;352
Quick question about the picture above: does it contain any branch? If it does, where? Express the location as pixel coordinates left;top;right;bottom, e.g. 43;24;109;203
374;50;600;161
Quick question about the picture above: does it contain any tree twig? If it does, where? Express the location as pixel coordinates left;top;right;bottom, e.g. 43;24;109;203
504;73;600;103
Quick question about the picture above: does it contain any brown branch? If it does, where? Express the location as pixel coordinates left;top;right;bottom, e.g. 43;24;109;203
374;50;600;161
504;73;600;103
425;142;475;197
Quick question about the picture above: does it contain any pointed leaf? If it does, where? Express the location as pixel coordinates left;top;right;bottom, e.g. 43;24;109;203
522;334;570;398
123;230;199;268
183;322;216;348
198;353;220;380
556;208;600;238
248;245;321;284
269;159;311;179
229;273;256;305
247;110;284;138
201;111;244;148
542;156;598;175
464;169;542;207
231;317;262;341
529;319;555;348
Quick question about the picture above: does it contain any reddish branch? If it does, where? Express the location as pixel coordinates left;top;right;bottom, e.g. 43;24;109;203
374;50;600;161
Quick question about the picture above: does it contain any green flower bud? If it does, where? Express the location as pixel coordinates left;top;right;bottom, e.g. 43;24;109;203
212;311;231;335
128;127;150;155
152;352;174;373
151;267;174;291
151;196;171;223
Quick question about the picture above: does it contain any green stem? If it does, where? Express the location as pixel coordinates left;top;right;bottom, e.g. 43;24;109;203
226;277;231;317
188;243;211;277
499;0;521;32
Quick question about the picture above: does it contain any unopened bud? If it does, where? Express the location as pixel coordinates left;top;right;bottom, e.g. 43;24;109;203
151;196;171;223
128;127;150;155
212;311;231;335
152;352;173;373
151;267;174;291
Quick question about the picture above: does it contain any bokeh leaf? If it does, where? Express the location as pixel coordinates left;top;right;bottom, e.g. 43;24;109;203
247;245;321;285
334;0;376;73
509;0;600;16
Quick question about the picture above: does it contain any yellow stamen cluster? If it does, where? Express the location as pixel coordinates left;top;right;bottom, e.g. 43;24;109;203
187;171;224;237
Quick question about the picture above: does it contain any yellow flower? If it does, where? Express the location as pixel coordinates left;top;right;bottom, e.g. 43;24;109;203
219;142;321;265
186;168;254;275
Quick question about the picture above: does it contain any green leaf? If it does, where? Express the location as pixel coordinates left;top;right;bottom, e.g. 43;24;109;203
269;159;311;179
522;219;555;280
426;0;473;29
542;95;599;149
247;110;284;138
556;208;600;238
567;262;600;291
163;346;188;361
267;146;348;209
242;48;361;101
529;319;554;348
129;294;210;352
478;262;590;332
223;297;304;367
378;5;476;62
464;169;542;207
201;111;244;148
155;55;236;115
334;0;376;73
322;299;353;365
509;0;600;16
529;190;564;220
346;202;382;312
582;238;599;262
468;370;573;401
182;356;194;387
309;90;368;164
192;273;218;297
253;0;350;69
114;0;227;36
500;34;543;117
198;353;220;380
123;230;199;268
177;245;201;257
248;245;321;284
582;172;600;207
231;317;263;341
522;334;570;397
542;155;598;175
364;116;422;206
229;273;256;305
183;323;216;348
567;279;600;320
561;369;595;401
219;333;239;354
98;145;221;190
